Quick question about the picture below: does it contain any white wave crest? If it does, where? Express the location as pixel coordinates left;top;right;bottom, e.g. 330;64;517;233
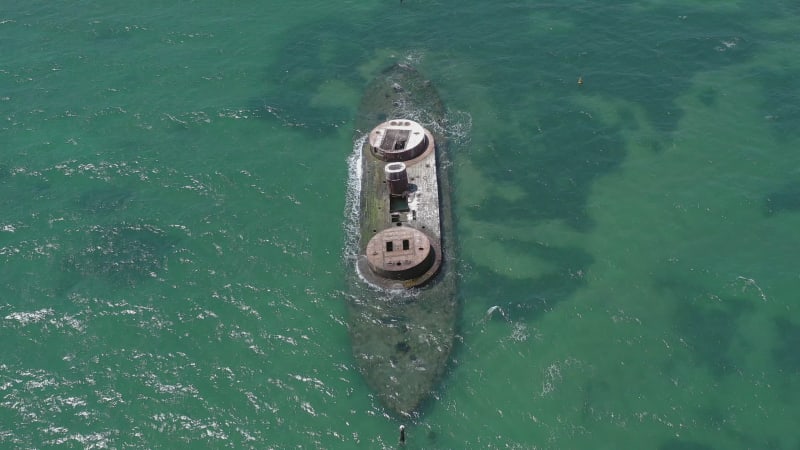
342;134;366;267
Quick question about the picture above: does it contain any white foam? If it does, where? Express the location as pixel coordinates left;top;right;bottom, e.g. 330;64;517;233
342;134;366;267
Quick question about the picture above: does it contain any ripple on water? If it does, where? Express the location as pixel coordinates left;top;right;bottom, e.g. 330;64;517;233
61;221;178;288
76;185;133;215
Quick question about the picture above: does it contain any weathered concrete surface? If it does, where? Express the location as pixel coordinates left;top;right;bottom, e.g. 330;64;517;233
346;63;458;418
366;227;434;281
359;123;441;289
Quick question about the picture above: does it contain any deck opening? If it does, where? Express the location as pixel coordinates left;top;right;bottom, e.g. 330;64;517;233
381;129;411;151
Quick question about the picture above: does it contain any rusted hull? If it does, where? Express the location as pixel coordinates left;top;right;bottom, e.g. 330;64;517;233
345;64;457;417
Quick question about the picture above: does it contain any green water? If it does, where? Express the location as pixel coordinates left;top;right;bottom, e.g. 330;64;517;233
2;0;800;448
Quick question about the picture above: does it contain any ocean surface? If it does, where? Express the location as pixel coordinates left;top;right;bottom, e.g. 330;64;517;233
2;1;799;448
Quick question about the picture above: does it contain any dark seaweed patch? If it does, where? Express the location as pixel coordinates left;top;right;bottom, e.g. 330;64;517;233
656;277;753;379
697;86;719;108
465;242;592;322
579;379;612;423
772;316;800;373
62;221;177;288
472;113;625;232
658;439;713;450
763;181;800;216
247;28;367;135
77;185;133;215
756;67;800;140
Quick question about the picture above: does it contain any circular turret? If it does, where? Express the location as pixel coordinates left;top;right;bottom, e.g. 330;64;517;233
385;162;409;197
368;120;428;162
366;228;435;281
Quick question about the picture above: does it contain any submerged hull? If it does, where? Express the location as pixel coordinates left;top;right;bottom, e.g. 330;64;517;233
345;64;457;417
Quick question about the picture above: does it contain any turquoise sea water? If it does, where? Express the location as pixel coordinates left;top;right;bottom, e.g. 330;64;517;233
2;1;800;448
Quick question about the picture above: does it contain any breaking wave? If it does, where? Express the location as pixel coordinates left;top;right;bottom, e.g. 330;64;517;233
342;134;366;268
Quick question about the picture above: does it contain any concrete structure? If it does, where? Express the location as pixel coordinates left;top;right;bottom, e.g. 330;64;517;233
384;162;409;197
358;118;442;289
346;63;457;419
366;227;434;280
368;120;429;162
